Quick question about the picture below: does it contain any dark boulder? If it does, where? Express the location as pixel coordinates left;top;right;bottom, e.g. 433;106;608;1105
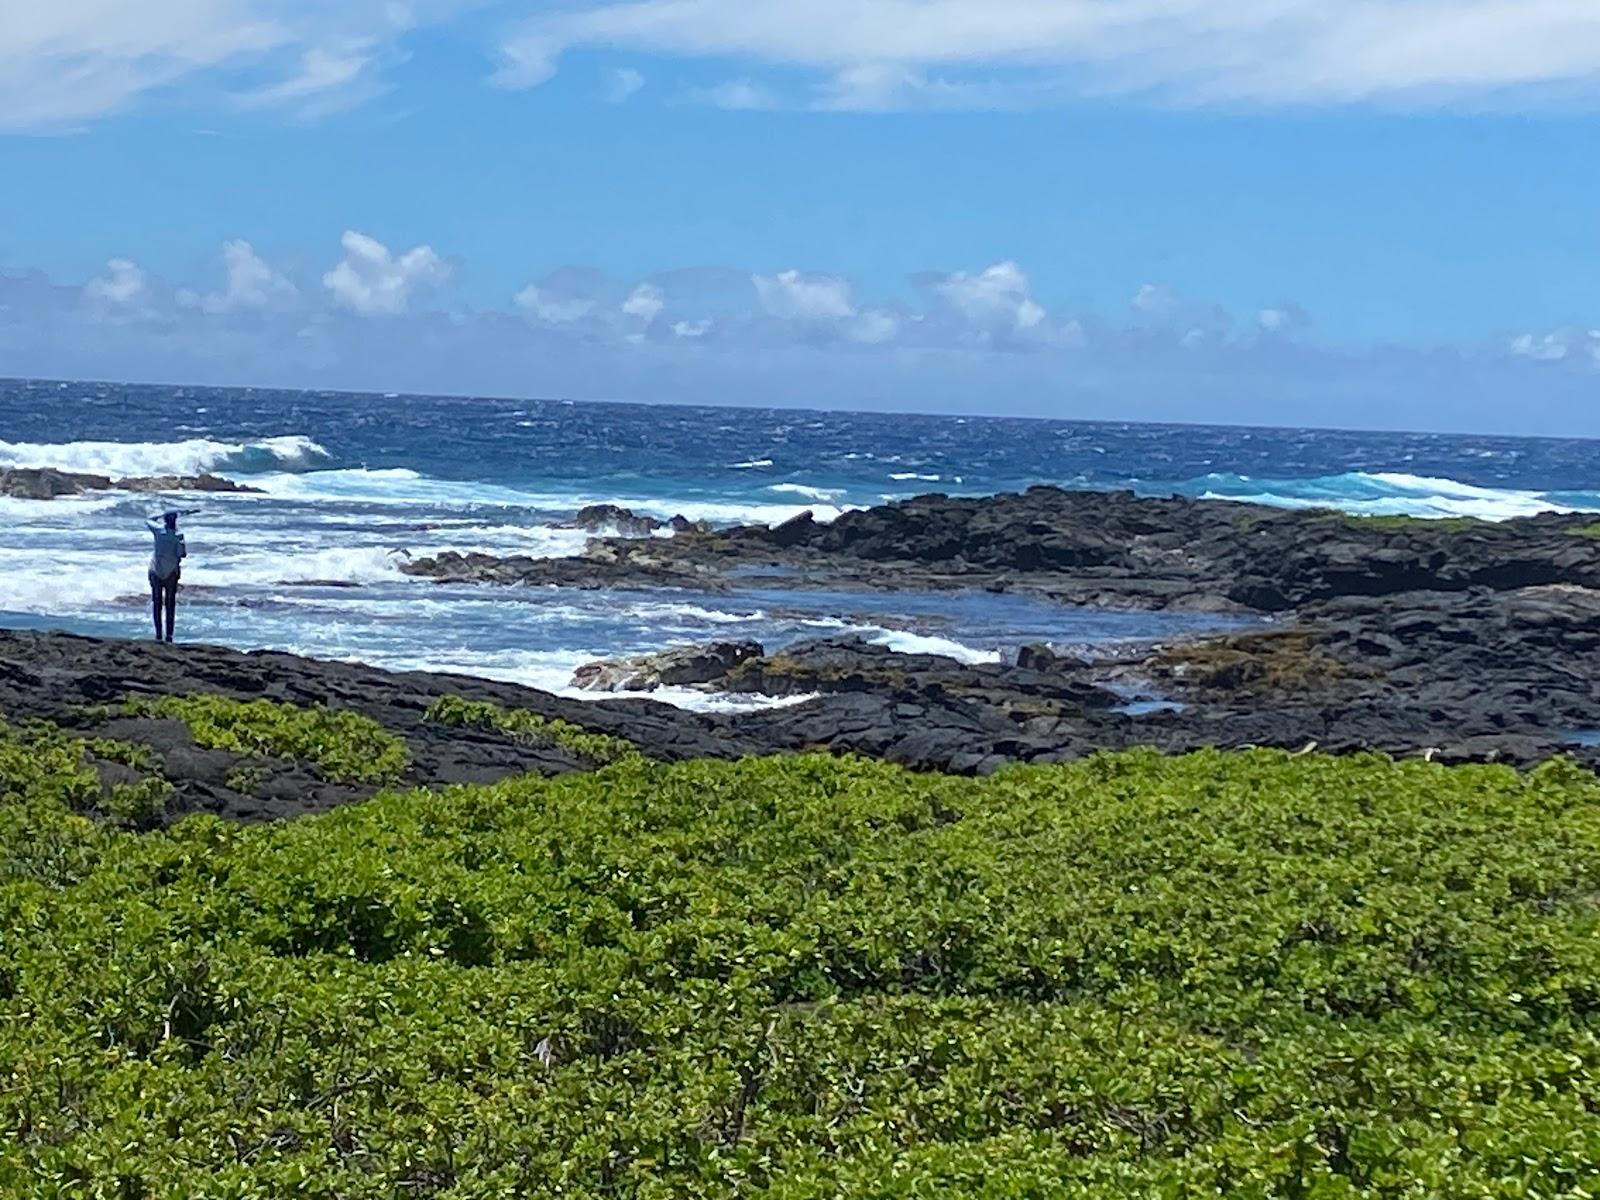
115;473;263;494
0;467;111;499
573;504;662;537
572;640;764;692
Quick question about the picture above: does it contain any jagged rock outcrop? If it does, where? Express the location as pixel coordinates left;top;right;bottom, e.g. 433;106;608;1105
573;504;662;537
572;640;763;692
402;486;1600;613
117;473;262;494
0;467;261;499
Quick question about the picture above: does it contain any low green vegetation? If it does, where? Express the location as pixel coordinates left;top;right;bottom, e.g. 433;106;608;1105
425;694;638;765
0;717;169;833
3;738;1599;1196
1329;513;1486;533
126;694;409;786
1567;520;1600;540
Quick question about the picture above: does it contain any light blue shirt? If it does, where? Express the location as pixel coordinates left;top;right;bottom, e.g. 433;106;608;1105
148;524;186;578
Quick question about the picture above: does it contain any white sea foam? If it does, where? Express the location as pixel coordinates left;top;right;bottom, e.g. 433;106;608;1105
333;645;814;712
865;629;1001;665
0;547;147;612
767;483;846;502
189;545;412;589
0;435;329;478
888;472;942;482
647;688;819;714
596;496;852;526
0;494;124;520
731;458;774;469
621;601;764;625
1195;470;1593;522
249;469;553;510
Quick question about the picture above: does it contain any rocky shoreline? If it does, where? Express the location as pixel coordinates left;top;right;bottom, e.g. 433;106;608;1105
6;486;1600;822
411;486;1600;768
403;485;1600;610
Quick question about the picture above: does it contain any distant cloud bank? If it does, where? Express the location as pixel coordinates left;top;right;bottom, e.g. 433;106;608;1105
2;230;1596;433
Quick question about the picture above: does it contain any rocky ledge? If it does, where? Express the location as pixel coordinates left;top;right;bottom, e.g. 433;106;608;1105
0;467;262;499
402;486;1600;613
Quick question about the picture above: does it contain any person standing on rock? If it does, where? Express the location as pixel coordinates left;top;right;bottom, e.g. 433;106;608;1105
145;511;187;642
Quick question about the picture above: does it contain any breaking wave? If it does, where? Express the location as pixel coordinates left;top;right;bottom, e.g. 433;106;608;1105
0;435;331;479
1188;470;1600;522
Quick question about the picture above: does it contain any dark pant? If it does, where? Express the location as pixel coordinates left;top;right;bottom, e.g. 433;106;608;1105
149;569;180;642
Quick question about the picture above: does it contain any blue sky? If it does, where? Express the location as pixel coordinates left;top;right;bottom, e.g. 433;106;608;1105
2;1;1599;434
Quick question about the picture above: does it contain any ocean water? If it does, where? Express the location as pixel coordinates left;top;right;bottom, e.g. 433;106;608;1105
3;378;1599;707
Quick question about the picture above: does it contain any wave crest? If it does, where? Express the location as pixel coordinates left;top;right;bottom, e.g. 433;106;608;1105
1188;470;1600;522
0;435;331;479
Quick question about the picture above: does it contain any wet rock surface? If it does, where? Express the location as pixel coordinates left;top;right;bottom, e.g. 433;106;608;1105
1;468;101;499
117;473;263;494
573;640;763;692
0;467;261;499
572;503;663;537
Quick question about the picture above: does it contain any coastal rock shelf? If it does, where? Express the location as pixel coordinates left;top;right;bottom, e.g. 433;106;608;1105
402;485;1600;611
7;488;1600;823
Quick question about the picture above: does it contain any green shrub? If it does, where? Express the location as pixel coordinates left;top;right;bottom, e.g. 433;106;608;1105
2;748;1599;1195
88;737;161;773
127;694;409;786
424;693;638;765
104;775;173;827
0;719;119;887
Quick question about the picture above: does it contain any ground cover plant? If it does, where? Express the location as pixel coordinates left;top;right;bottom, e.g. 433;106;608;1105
425;694;638;765
125;695;410;786
2;716;1599;1197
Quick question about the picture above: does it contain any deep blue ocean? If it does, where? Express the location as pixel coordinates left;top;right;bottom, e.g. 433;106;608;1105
4;378;1598;707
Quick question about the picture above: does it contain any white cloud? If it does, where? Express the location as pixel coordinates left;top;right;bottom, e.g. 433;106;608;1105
672;318;713;339
753;270;857;321
323;230;450;316
1509;328;1600;365
814;63;928;111
499;0;1600;110
200;240;297;313
1132;282;1181;319
83;259;148;308
621;283;666;323
1257;305;1312;335
234;39;387;118
695;79;779;110
926;261;1047;336
515;285;597;323
0;1;447;132
0;3;283;130
849;309;902;345
492;35;558;89
602;66;646;102
1132;281;1231;339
